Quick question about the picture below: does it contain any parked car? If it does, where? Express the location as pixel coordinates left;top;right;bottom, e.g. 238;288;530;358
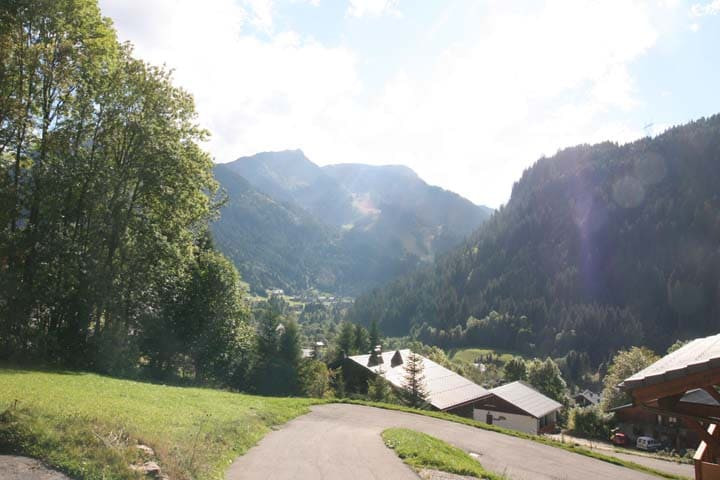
610;431;628;446
636;436;662;451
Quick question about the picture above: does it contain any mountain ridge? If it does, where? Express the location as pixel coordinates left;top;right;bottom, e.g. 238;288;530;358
212;151;493;295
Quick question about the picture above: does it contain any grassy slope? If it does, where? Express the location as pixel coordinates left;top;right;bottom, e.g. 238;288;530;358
382;428;506;479
346;400;689;480
0;368;320;480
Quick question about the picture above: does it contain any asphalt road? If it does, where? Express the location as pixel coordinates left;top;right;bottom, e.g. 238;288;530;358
0;456;71;480
226;404;691;480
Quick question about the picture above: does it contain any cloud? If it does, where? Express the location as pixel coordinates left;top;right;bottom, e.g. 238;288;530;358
100;0;661;207
691;0;720;16
347;0;400;18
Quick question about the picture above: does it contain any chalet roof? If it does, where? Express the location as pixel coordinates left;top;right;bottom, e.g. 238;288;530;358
347;349;489;411
486;381;563;418
619;333;720;391
609;388;719;413
574;389;601;405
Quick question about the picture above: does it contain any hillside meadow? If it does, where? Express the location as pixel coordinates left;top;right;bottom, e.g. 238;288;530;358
0;368;320;480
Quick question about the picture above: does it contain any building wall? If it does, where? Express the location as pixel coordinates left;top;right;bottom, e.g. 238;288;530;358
473;408;538;434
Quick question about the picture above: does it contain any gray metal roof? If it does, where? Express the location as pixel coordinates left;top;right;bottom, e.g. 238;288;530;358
619;333;720;391
487;381;563;418
348;349;489;410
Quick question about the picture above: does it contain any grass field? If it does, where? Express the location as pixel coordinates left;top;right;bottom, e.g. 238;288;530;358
0;368;320;480
382;428;506;479
451;347;524;365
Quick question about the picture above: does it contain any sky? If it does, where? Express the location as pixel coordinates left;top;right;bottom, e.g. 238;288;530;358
99;0;720;208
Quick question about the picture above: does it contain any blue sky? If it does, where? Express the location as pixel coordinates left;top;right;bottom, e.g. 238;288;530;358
100;0;720;207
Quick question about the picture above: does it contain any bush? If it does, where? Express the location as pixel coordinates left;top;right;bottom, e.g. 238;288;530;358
568;406;613;439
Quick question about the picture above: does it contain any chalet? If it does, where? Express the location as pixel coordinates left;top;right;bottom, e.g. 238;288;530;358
473;381;563;434
610;389;718;450
344;349;489;417
619;333;720;480
574;389;601;407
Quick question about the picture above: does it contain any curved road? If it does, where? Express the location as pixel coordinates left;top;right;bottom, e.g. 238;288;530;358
226;404;691;480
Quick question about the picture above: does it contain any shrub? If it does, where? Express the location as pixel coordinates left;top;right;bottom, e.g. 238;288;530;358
568;406;613;439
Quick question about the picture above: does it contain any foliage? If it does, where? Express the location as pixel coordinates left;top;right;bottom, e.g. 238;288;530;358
348;116;720;364
299;359;331;398
504;357;528;382
527;358;567;403
568;406;614;439
0;0;253;384
0;368;320;480
667;339;689;354
402;352;429;408
367;367;395;403
382;428;506;479
253;309;303;396
601;347;659;411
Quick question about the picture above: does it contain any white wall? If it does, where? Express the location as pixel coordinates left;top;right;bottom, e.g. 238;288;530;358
473;409;538;435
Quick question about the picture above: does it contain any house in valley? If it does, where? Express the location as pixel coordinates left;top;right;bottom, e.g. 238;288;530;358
574;389;601;407
619;333;720;480
473;381;563;434
609;388;718;451
343;349;489;417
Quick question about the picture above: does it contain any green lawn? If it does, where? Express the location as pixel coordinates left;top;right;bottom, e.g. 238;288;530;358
0;368;320;480
382;428;506;479
451;348;524;365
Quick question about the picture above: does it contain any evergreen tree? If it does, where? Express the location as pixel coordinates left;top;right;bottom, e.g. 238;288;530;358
367;366;393;403
353;324;370;354
336;321;356;359
402;352;429;408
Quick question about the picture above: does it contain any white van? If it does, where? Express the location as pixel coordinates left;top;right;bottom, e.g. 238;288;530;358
636;436;662;451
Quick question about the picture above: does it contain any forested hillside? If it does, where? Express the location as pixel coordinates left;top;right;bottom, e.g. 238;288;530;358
213;152;492;294
348;115;720;365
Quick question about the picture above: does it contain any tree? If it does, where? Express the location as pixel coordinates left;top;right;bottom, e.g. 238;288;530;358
368;319;381;365
278;319;302;394
402;352;429;408
503;357;527;382
353;324;370;354
601;347;659;412
527;358;567;403
336;321;356;359
369;319;380;350
299;359;330;398
667;339;689;354
367;366;393;403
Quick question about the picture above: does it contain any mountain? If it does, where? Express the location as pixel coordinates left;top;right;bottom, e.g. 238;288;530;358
347;115;720;365
213;152;492;294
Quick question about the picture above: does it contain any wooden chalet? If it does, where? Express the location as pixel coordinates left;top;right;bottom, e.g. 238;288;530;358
619;333;720;480
474;381;563;434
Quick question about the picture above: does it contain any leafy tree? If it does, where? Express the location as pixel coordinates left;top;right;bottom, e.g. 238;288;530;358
527;358;567;403
299;359;330;398
402;352;429;408
601;347;659;412
568;406;613;439
667;339;689;354
503;357;528;382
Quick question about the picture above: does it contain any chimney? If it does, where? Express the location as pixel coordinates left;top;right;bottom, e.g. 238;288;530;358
391;350;403;368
